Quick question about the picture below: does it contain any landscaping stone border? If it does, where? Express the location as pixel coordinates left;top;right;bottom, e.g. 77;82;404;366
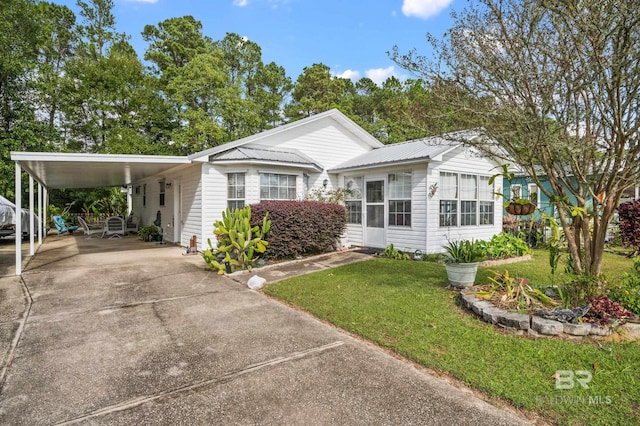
479;254;532;267
459;288;614;337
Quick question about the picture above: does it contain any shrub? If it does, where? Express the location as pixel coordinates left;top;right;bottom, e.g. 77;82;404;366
477;233;532;259
202;206;270;274
250;200;346;260
383;244;410;260
583;296;634;327
609;257;640;315
617;199;640;254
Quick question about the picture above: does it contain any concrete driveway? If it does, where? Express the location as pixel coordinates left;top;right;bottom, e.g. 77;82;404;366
0;235;532;425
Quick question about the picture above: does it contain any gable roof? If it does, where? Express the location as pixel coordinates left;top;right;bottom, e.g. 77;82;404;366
188;109;383;161
210;146;323;171
329;130;482;173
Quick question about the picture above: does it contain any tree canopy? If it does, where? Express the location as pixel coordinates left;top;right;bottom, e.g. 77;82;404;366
392;0;640;276
1;0;468;206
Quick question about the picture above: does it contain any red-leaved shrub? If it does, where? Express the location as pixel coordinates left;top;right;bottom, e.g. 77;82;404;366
250;201;346;259
617;199;640;254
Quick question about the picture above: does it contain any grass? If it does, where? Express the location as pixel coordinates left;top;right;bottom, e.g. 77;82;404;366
263;250;640;426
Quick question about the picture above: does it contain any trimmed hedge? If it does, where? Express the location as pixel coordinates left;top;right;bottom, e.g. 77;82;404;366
618;199;640;253
250;200;347;260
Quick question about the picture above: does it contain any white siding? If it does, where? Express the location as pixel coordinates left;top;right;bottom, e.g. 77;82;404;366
337;147;502;254
251;120;374;169
200;163;227;250
385;166;428;253
425;147;503;254
178;165;203;249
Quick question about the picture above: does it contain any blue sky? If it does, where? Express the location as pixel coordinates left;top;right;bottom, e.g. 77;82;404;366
55;0;460;84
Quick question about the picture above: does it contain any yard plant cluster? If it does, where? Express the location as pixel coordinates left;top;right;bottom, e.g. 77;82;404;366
203;201;347;273
264;249;640;425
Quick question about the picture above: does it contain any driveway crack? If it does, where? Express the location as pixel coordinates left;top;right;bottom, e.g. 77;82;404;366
0;276;33;392
54;340;345;425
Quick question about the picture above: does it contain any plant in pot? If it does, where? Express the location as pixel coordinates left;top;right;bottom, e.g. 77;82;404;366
138;225;159;242
489;164;537;216
443;239;486;288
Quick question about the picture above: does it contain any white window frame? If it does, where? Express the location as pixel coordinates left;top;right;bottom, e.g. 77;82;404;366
345;176;363;224
528;183;539;204
227;173;245;210
260;173;297;200
439;171;495;227
388;172;412;227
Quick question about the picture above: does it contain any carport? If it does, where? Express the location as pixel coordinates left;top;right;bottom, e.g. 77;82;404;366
10;151;190;275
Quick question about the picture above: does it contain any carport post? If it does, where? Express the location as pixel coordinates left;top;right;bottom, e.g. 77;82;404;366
38;182;42;245
29;175;34;255
15;163;21;276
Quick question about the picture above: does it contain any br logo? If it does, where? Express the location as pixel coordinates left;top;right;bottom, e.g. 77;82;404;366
555;370;593;390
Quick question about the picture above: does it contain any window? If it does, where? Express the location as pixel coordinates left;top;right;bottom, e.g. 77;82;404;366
479;176;494;225
439;172;495;227
159;180;166;206
510;184;522;200
227;173;245;210
260;173;296;200
528;183;539;204
345;176;363;224
439;172;458;226
388;172;411;227
460;174;477;226
143;184;147;207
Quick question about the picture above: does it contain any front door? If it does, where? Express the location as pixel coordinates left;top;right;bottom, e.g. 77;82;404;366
365;180;385;248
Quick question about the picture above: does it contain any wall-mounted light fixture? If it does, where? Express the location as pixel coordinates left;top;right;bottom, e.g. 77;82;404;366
322;179;329;188
165;181;172;189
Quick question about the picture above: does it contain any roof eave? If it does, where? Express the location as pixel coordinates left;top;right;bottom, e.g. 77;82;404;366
211;159;323;172
329;158;432;173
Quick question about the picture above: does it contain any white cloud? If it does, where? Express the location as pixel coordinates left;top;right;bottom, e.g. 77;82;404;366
336;69;361;81
233;0;249;7
402;0;453;19
365;66;398;85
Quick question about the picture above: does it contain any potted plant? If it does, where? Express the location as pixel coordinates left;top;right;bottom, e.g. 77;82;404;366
138;225;159;242
489;164;537;216
443;239;486;288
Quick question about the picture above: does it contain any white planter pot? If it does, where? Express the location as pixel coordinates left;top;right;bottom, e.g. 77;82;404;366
445;262;479;288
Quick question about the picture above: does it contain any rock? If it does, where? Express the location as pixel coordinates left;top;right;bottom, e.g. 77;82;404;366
247;275;266;290
482;307;508;324
531;316;564;335
470;300;493;316
562;322;592;336
500;312;530;330
536;305;591;324
589;324;612;336
460;292;478;309
619;323;640;340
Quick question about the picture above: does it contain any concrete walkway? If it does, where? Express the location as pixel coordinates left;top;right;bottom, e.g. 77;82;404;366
0;235;532;425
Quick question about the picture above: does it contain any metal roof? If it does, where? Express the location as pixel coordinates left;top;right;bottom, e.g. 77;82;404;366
10;152;190;189
329;130;482;172
210;146;323;171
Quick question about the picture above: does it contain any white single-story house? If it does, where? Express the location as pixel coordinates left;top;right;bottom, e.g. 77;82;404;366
11;109;503;275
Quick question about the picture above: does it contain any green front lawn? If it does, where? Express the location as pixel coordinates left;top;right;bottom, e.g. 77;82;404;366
263;250;639;426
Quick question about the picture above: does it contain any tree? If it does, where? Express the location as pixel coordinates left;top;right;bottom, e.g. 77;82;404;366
285;63;355;120
392;0;640;276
